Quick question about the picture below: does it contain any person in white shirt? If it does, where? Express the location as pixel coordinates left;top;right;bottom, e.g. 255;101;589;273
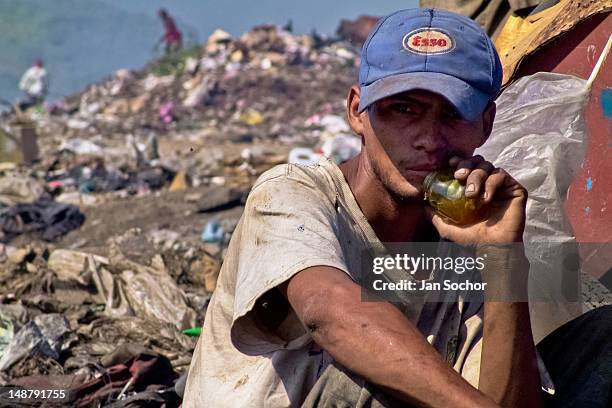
18;59;48;110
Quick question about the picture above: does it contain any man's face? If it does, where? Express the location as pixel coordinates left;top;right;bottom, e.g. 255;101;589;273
355;89;493;202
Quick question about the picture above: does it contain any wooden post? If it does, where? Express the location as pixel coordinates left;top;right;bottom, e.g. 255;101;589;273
20;123;39;164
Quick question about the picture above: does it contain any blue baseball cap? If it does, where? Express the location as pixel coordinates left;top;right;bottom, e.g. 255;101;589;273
358;8;503;121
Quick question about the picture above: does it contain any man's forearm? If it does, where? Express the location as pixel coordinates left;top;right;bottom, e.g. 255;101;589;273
286;267;498;408
478;247;543;407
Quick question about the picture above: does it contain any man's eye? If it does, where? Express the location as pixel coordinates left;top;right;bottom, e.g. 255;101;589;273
391;104;415;114
443;108;463;120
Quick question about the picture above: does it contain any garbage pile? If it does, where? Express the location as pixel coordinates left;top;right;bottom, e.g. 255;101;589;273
0;24;363;406
0;24;363;205
0;226;221;406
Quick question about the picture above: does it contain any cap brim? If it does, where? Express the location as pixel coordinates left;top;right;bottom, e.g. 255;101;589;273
357;72;491;121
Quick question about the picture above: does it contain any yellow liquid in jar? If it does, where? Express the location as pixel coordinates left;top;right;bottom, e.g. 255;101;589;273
423;169;482;225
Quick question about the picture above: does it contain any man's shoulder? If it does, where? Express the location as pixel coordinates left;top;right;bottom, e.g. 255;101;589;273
250;159;339;201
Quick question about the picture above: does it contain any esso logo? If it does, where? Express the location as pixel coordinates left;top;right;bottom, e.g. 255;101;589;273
402;29;455;55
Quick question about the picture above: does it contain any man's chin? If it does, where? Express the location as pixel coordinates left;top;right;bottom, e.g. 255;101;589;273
371;159;427;203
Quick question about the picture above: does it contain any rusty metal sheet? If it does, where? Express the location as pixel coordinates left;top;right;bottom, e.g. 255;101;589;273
497;0;611;85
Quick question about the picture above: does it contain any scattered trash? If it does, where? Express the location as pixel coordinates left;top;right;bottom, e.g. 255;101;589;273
0;312;13;361
318;114;350;134
169;171;189;191
5;343;180;407
5;246;34;265
159;101;175;124
0;199;85;243
89;242;197;330
0;314;72;372
201;219;224;243
0;173;45;206
239;109;264;126
206;29;233;54
201;251;222;293
66;118;90;130
59;138;103;155
174;371;188;399
288;147;321;166
182;327;202;337
47;249;108;285
0;127;22;163
321;134;361;164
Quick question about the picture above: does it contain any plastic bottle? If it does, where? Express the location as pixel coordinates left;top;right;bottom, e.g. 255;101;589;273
423;168;483;225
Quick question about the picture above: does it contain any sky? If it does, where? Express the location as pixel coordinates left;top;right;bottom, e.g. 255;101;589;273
101;0;420;40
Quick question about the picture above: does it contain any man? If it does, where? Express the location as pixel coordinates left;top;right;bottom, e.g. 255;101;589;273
18;59;48;111
184;8;611;407
158;8;182;54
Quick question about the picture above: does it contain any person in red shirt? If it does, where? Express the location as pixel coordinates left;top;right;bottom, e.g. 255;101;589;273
158;9;182;54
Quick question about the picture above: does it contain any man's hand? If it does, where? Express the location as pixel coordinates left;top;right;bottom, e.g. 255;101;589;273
425;155;527;246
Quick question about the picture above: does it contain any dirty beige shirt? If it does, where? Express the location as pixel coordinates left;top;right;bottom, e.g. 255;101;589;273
183;157;537;407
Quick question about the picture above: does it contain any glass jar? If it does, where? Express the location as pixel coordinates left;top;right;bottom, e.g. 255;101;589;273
423;168;483;225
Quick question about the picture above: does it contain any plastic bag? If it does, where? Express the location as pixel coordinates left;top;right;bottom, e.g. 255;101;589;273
288;147;321;166
321;134;362;164
475;72;590;342
0;314;71;372
0;312;13;362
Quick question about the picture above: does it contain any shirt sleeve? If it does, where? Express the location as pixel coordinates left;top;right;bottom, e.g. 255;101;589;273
230;168;349;355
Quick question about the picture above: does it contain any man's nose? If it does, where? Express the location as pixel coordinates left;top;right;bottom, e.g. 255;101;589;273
411;119;448;152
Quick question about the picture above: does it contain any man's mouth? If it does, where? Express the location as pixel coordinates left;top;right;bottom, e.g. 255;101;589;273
403;164;442;175
407;163;442;171
400;164;443;184
404;169;432;176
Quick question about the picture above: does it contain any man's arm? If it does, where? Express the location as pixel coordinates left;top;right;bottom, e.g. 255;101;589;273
427;156;544;407
282;265;498;408
477;247;543;407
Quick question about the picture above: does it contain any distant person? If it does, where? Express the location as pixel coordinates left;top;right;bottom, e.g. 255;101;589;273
158;8;182;54
18;59;48;111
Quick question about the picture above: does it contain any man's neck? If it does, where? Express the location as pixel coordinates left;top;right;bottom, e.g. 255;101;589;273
339;156;438;243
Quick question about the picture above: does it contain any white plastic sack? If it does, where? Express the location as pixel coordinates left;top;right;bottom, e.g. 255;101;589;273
321;134;362;164
288;147;322;166
59;138;102;155
475;72;591;343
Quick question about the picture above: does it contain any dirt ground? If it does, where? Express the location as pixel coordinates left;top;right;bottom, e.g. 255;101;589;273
57;184;246;249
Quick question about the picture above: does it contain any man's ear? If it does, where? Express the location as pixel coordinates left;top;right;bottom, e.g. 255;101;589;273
346;85;365;136
478;101;496;147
